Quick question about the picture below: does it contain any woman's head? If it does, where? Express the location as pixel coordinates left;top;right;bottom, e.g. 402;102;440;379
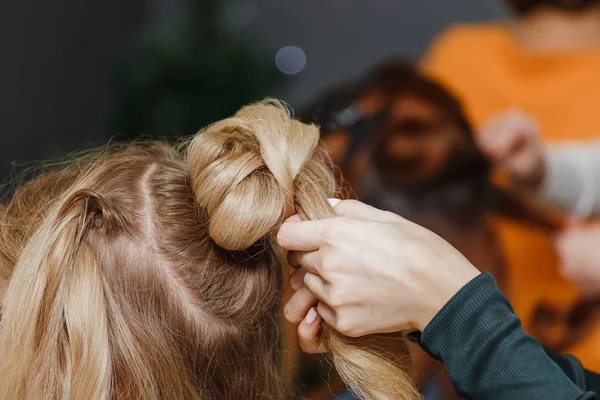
0;100;418;400
304;60;490;227
306;60;484;190
505;0;600;15
357;60;483;189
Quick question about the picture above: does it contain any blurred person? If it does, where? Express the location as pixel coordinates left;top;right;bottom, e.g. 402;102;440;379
303;59;566;399
423;0;600;370
424;0;600;139
305;60;559;234
557;223;600;297
0;100;420;400
479;109;600;298
304;62;503;400
479;109;600;217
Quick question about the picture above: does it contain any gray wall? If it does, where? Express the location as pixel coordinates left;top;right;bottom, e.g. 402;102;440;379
0;0;147;180
251;0;507;105
0;0;507;180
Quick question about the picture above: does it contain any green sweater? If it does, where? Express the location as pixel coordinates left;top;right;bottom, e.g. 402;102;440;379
419;273;597;400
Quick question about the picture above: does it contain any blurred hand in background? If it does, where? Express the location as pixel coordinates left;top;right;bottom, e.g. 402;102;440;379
478;109;546;190
556;223;600;297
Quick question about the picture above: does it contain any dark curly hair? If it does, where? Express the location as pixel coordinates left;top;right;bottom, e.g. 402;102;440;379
505;0;599;14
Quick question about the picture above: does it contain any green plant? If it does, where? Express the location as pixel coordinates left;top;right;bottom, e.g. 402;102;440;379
112;0;279;137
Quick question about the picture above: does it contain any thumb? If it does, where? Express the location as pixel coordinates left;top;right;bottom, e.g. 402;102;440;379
330;199;402;222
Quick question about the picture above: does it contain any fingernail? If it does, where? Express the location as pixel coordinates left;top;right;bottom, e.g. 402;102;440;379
305;307;318;325
327;198;341;207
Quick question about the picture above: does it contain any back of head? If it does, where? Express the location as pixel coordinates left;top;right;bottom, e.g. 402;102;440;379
0;100;419;400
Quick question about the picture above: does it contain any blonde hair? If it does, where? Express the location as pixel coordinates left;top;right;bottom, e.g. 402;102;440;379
0;100;419;399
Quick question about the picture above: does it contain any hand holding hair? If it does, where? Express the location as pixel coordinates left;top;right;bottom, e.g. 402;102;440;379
477;108;546;189
556;222;600;296
281;200;600;400
279;199;481;350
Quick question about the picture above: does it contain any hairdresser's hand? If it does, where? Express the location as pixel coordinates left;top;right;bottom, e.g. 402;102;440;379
556;223;600;296
478;109;546;189
279;200;480;351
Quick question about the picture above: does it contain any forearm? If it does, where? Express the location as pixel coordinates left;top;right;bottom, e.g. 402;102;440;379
536;142;600;217
420;273;596;400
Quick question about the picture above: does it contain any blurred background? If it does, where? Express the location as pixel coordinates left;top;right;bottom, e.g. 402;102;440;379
6;1;600;399
0;0;506;179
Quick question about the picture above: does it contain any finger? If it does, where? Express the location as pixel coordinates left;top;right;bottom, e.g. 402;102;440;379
316;301;337;328
480;115;529;160
278;215;306;259
478;136;504;161
283;214;304;224
478;124;507;155
509;109;539;137
287;250;320;274
505;128;529;156
332;199;400;222
298;308;328;354
289;267;307;291
284;286;319;325
492;127;523;159
277;219;329;251
304;272;330;302
478;119;509;156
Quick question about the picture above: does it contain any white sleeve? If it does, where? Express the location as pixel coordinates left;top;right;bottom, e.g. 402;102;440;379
537;141;600;217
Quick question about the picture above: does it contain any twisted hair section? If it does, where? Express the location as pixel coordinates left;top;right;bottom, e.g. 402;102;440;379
187;100;419;400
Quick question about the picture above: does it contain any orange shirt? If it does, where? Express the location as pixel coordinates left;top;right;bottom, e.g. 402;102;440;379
423;22;600;371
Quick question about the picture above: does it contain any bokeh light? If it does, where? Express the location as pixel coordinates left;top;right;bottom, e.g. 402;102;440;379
275;46;306;75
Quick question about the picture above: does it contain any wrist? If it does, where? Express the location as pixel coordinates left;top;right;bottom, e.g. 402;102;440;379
416;269;482;332
419;273;509;363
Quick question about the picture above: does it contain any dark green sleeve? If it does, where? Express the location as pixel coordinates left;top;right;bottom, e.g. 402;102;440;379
419;273;596;400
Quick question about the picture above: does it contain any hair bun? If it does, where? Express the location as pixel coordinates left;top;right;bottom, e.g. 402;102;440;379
186;100;323;251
